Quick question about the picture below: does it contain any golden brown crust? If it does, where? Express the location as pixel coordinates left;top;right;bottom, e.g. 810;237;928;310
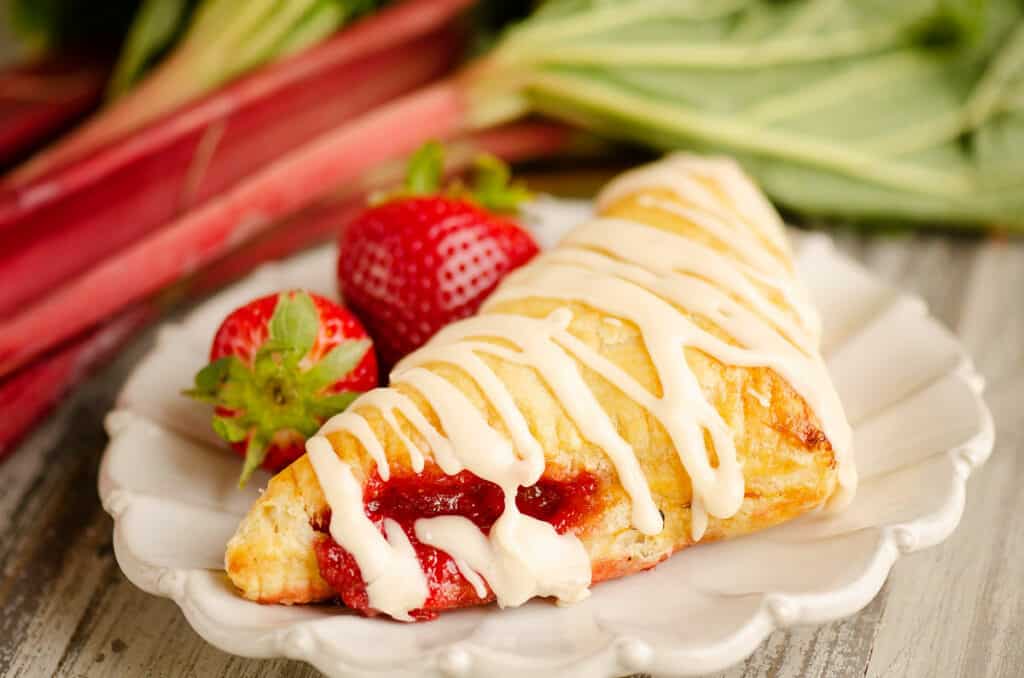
225;166;838;607
225;456;331;603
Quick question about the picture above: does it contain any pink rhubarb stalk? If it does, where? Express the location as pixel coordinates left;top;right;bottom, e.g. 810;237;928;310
0;306;153;461
0;0;472;319
0;93;565;376
183;121;576;296
8;0;474;182
0;121;573;455
0;57;107;167
0;81;466;379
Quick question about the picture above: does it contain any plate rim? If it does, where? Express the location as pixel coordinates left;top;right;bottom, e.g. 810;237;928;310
97;231;995;678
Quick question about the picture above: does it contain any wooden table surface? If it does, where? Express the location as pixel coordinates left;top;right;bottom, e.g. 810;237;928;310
1;232;1022;678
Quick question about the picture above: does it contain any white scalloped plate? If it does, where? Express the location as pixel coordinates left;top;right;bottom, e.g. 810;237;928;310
98;199;994;678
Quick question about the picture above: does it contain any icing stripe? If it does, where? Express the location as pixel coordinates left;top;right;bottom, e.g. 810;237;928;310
563;218;817;351
403;311;663;536
307;154;856;620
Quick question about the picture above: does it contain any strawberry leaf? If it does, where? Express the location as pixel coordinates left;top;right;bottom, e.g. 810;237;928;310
184;355;245;402
302;339;371;392
266;291;319;364
373;142;529;213
308;391;362;418
190;356;232;394
470;153;531;213
253;349;283;382
238;433;268;487
212;414;249;443
185;291;373;486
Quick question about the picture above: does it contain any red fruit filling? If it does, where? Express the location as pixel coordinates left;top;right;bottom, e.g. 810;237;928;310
313;469;599;620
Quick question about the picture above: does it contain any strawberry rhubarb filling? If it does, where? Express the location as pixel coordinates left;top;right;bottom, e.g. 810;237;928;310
313;469;599;620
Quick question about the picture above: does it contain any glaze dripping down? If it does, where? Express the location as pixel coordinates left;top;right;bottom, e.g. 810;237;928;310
306;153;856;621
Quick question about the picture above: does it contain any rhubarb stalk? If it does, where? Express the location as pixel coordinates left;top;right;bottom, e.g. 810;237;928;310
0;121;574;455
0;32;460;319
0;57;108;167
0;0;472;318
0;306;153;461
12;0;402;179
0;81;466;378
183;122;576;297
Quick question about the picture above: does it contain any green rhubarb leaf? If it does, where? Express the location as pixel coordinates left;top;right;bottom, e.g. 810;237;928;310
88;0;386;151
275;0;348;58
277;0;382;58
302;339;371;392
174;0;385;94
487;0;1024;230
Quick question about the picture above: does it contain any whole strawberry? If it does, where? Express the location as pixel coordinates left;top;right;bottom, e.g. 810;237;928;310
187;290;376;485
339;142;538;366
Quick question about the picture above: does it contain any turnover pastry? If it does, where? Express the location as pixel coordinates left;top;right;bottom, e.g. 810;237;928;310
225;154;855;620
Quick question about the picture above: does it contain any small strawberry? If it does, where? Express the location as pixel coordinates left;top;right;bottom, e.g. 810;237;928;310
186;290;377;485
339;142;538;366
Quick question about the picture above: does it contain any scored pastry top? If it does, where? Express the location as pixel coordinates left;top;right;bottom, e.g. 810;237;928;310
299;153;855;620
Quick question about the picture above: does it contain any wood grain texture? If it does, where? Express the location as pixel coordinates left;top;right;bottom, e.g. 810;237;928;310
1;235;1021;678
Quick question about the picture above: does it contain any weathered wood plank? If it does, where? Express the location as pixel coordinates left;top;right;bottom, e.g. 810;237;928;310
712;589;886;678
52;569;319;678
862;240;1024;678
862;393;1023;678
0;329;322;677
0;339;153;678
0;414;116;676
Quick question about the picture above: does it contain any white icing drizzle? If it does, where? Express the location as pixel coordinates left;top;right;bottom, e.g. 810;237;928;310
312;361;593;614
450;550;489;599
636;195;788;283
396;367;591;607
317;389;433;478
561;218;816;353
395;367;542;485
326;413;390;480
598;153;821;340
597;154;790;257
305;154;856;621
490;262;746;520
415;505;592;608
691;494;708;542
399;309;663;536
307;437;428;620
